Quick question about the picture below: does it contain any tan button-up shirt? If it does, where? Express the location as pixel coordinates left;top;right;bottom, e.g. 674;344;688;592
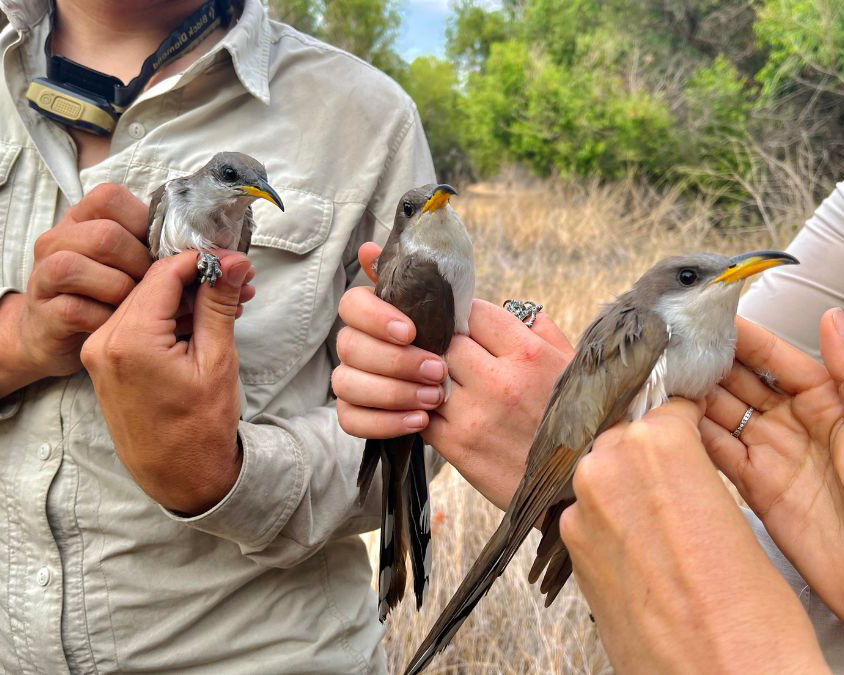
0;1;434;672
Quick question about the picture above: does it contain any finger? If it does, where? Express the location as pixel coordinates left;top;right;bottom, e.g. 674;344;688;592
530;313;575;357
699;416;748;486
66;183;150;240
358;242;381;284
336;399;429;439
734;316;827;394
38;219;152;280
468;299;542;358
647;397;706;427
442;333;495;387
192;252;251;358
332;364;444;410
820;308;844;388
704;384;762;442
33;251;136;306
128;251;204;323
43;293;114;334
238;284;256;305
718;360;787;413
338;285;416;345
336;326;446;384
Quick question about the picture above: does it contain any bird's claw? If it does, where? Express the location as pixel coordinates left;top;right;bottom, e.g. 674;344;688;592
197;252;222;287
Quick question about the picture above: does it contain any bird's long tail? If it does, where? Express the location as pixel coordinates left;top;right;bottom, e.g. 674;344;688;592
528;499;574;607
359;434;431;622
403;487;547;675
407;435;431;609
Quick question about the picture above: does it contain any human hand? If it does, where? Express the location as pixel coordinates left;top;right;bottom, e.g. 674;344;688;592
333;243;574;511
81;250;256;514
560;400;828;674
0;185;152;388
703;313;844;619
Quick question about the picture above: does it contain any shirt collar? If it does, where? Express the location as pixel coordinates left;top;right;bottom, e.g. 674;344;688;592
0;0;271;104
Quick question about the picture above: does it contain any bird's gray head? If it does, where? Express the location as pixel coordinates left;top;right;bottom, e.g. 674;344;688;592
394;183;458;230
199;151;284;211
631;250;798;334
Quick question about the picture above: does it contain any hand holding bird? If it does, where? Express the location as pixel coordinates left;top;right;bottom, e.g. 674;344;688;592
81;250;255;514
702;312;844;619
560;398;828;674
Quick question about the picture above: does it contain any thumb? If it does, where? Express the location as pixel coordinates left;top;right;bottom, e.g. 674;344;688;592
193;252;252;357
820;308;844;390
652;396;707;427
358;242;381;284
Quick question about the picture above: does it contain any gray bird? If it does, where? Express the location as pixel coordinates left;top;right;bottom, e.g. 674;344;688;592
147;152;284;286
405;249;798;674
357;183;475;621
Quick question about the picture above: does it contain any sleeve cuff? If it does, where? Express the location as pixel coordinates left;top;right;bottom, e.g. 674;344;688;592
160;419;306;549
0;287;25;421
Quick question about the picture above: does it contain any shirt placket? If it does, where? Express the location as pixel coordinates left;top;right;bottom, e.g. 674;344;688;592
7;378;71;675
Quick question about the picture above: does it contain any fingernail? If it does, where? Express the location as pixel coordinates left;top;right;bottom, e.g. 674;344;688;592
420;359;445;381
229;261;250;286
834;308;844;337
387;320;411;344
404;412;426;430
417;385;441;405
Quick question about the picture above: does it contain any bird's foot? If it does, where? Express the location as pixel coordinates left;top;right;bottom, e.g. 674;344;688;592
197;252;222;287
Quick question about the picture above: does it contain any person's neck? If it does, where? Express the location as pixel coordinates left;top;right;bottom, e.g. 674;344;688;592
52;0;209;85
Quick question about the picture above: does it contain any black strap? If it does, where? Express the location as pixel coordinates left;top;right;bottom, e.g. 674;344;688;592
45;0;235;110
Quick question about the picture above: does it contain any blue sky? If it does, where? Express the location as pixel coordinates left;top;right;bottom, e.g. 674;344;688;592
395;0;450;61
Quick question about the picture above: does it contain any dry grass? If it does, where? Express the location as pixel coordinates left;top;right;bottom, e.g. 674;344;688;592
365;174;808;674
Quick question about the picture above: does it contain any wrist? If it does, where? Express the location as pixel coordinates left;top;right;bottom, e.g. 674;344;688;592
139;434;243;516
0;292;47;396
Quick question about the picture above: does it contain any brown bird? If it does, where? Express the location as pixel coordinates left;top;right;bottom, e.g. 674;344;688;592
357;183;475;621
147;152;284;286
404;250;798;674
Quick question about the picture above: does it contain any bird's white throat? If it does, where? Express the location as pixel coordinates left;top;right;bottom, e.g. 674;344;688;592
157;176;251;257
630;281;743;419
399;203;475;335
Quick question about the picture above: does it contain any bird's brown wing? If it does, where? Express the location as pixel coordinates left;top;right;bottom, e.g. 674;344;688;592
146;183;168;259
403;302;668;675
358;252;454;621
524;303;670;605
237;206;255;255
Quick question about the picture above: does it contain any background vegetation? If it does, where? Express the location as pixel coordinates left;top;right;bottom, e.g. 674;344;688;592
264;0;844;229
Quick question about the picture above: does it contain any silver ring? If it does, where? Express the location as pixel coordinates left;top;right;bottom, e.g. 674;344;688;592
503;299;543;328
732;406;755;438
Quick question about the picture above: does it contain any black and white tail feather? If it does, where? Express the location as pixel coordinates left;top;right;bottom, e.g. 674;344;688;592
358;434;431;621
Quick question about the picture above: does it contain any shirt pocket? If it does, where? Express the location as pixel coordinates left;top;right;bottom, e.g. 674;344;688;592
236;186;334;386
0;142;23;288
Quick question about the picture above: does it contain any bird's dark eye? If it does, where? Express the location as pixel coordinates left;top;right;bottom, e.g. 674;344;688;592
402;201;414;217
221;166;238;182
678;268;698;286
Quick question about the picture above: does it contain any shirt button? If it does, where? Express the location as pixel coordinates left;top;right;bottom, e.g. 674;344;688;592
128;122;146;139
36;567;51;586
37;442;51;460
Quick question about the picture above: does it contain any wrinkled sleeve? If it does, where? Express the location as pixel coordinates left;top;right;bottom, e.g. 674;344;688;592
0;288;24;420
163;104;439;568
739;181;844;359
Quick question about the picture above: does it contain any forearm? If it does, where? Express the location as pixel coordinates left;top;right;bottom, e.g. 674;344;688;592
164;404;382;568
0;291;43;400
